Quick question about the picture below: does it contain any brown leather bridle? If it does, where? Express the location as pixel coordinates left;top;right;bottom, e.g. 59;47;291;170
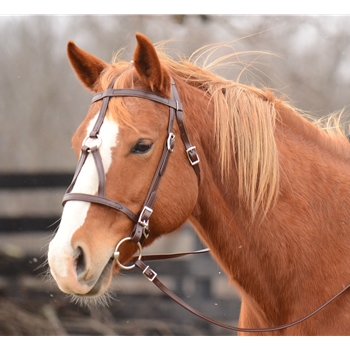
62;70;350;334
63;74;200;248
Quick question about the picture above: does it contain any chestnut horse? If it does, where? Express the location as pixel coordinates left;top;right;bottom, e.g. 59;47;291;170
48;33;350;335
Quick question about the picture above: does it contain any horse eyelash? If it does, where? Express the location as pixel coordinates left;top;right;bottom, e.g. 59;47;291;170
130;140;153;154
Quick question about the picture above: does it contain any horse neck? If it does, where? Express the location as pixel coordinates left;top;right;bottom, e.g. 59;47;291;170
186;91;350;324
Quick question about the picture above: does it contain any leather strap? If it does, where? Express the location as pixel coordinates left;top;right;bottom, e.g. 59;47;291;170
63;193;138;222
129;89;177;244
65;146;90;194
135;259;350;333
91;81;201;184
92;88;180;110
131;247;210;262
171;80;200;180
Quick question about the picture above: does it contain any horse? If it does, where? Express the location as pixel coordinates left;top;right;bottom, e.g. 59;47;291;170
47;33;350;335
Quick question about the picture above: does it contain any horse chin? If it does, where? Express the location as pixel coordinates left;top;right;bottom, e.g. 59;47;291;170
69;258;116;308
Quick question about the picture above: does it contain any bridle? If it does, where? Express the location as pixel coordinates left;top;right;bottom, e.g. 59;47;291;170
62;69;350;334
63;70;200;265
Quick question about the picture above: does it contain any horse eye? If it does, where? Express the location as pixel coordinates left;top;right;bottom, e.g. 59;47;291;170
131;140;153;154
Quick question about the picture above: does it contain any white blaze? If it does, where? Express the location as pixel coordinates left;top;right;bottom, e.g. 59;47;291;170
48;113;119;277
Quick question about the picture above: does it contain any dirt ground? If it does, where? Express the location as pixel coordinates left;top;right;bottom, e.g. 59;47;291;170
0;252;239;336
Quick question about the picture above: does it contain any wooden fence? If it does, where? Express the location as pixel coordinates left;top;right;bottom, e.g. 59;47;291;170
0;172;71;233
0;172;240;335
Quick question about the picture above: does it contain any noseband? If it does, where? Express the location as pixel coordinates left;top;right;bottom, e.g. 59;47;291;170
62;72;200;267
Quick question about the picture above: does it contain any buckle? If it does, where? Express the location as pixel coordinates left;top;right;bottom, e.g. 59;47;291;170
138;206;153;228
142;265;158;282
167;133;176;152
186;146;200;166
175;101;183;111
141;226;150;241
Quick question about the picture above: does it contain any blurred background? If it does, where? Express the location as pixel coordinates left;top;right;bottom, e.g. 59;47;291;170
0;14;350;336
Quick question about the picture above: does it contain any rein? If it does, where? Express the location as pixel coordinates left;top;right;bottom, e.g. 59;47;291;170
133;251;350;333
62;72;350;333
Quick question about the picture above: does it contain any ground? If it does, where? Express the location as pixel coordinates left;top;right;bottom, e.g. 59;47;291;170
0;251;240;336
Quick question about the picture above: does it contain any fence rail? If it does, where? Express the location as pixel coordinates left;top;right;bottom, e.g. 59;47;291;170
0;172;72;233
0;173;72;189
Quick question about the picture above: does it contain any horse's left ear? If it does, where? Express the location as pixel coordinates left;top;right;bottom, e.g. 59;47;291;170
133;33;172;97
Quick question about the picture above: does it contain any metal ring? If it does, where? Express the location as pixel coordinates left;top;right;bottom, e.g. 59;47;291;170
113;237;142;270
83;135;102;151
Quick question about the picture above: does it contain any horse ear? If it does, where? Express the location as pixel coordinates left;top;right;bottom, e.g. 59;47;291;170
133;33;171;96
67;41;108;92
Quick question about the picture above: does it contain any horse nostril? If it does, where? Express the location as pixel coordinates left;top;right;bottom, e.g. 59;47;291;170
74;246;86;278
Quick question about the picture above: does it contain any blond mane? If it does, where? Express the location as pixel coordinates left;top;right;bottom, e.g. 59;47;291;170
102;43;349;219
158;46;280;219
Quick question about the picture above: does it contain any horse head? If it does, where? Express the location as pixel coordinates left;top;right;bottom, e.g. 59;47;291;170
47;34;199;302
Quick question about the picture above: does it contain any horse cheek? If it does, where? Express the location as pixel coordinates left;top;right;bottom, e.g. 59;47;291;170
154;166;198;235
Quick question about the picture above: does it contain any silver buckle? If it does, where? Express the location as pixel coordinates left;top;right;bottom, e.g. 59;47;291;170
138;206;153;228
167;133;176;152
142;265;157;282
186;146;200;166
142;226;150;240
